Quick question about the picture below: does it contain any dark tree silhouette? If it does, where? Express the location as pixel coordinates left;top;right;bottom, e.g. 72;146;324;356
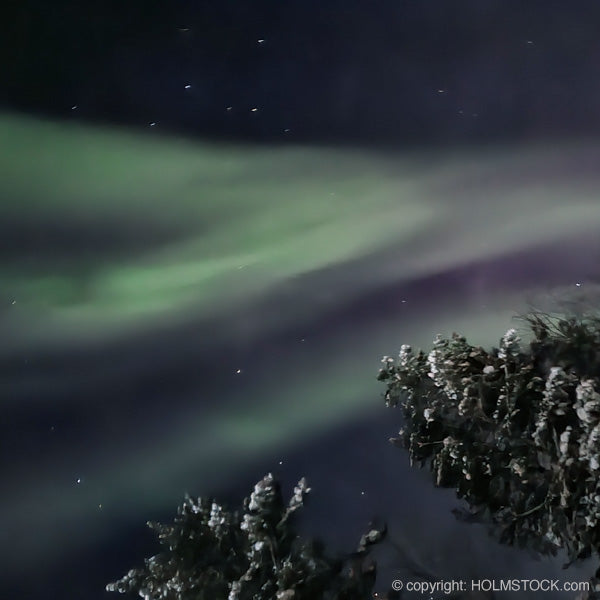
378;309;600;599
106;473;387;600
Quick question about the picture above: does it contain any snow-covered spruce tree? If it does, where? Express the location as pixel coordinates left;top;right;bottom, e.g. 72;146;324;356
377;310;600;599
107;473;387;600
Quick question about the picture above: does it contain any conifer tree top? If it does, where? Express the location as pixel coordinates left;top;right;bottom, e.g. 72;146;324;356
378;310;600;599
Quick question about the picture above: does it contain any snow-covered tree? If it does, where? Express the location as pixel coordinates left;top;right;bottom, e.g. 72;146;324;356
107;474;386;600
378;310;600;599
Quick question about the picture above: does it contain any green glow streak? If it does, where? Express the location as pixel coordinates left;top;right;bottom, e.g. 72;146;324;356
1;113;438;341
4;113;600;346
4;112;600;572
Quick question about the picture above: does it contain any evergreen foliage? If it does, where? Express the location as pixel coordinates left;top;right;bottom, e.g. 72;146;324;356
378;310;600;598
107;473;386;600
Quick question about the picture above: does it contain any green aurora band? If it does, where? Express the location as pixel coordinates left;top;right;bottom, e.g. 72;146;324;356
3;112;600;574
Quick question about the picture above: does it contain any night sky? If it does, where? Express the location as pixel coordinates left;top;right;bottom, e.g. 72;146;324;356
3;2;600;599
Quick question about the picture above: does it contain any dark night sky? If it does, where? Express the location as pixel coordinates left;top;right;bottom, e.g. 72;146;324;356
3;2;600;599
5;0;600;146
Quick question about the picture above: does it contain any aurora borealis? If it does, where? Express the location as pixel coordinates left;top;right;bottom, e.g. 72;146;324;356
5;1;600;597
3;111;600;597
4;113;600;341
